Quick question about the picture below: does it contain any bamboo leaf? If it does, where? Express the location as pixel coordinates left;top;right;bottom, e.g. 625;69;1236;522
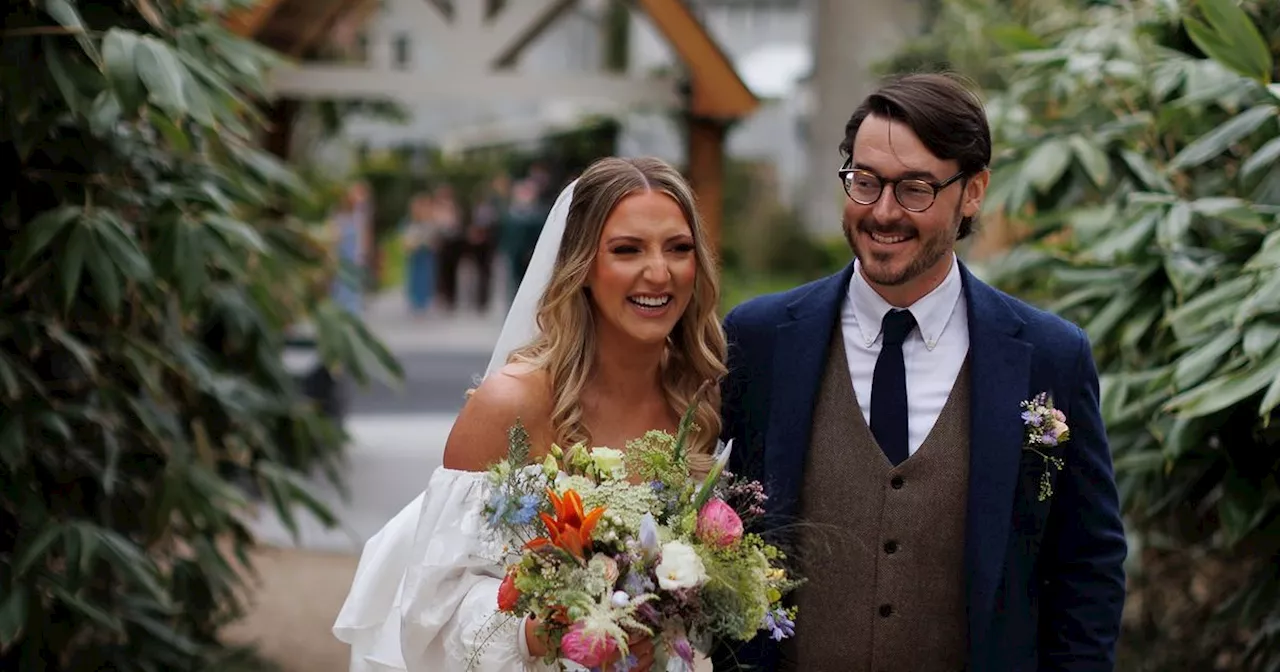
61;224;91;313
48;325;97;380
1244;230;1280;270
48;583;123;633
84;238;122;314
0;586;27;646
1024;138;1073;191
0;414;25;470
42;36;83;116
1241;136;1280;180
13;206;80;269
1169;105;1277;171
1191;0;1273;83
97;528;169;605
1069;135;1111;187
95;212;153;281
89;90;124;137
15;524;65;577
43;0;100;64
1259;370;1280;417
102;28;143;114
135;36;187;116
1165;350;1280;418
1158;203;1193;249
1121;150;1175;192
1174;329;1238;389
204;214;267;254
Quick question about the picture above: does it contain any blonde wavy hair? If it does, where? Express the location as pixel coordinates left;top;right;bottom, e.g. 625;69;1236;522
507;157;727;471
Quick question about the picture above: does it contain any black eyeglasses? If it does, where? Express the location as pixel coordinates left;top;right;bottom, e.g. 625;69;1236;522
837;164;967;212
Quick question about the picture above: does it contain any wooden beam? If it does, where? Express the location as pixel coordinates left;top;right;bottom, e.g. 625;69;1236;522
687;115;728;251
490;0;577;68
634;0;758;120
224;0;287;37
287;0;363;58
267;65;683;106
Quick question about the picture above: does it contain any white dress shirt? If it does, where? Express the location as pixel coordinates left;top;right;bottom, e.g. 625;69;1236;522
842;254;970;457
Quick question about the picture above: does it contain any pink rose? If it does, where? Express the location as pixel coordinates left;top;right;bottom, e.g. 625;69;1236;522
696;499;744;547
560;622;617;668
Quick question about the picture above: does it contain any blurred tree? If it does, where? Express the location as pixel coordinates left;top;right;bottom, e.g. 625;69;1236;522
0;0;401;668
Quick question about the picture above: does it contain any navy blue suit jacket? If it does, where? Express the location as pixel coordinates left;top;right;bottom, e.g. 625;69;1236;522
712;261;1127;671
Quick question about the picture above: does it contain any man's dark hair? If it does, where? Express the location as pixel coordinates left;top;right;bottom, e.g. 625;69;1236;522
839;73;992;238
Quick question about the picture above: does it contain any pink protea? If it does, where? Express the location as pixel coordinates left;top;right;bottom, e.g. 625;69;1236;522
696;498;744;547
559;621;617;668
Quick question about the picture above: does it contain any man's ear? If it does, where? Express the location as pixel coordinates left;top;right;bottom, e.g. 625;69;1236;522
961;169;991;220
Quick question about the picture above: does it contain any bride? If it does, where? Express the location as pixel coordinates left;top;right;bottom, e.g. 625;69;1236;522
332;157;727;671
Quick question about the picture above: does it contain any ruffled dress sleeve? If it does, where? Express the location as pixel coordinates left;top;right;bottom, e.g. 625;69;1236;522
333;467;555;672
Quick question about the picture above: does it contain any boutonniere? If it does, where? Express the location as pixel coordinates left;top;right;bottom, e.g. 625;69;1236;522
1021;392;1068;502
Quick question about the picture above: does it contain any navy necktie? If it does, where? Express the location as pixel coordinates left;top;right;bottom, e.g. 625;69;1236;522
871;309;917;466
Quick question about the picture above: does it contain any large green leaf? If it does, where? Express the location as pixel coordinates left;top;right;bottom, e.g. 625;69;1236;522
102;28;144;113
12;206;80;269
1187;0;1273;83
43;0;100;65
1241;136;1280;180
61;223;91;313
1174;328;1238;389
1158;202;1194;249
135;36;187;115
1069;134;1112;187
1024;138;1073;190
1168;104;1277;171
1165;349;1280;418
0;586;27;646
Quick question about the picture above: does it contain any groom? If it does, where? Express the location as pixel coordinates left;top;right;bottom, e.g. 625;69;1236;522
713;74;1127;671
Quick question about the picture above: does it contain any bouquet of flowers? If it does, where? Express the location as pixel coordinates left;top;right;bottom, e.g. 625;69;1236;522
473;402;800;671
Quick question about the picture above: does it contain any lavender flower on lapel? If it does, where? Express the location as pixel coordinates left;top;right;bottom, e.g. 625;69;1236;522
1021;392;1069;502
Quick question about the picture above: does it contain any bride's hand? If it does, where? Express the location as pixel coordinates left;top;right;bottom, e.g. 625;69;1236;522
524;617;550;658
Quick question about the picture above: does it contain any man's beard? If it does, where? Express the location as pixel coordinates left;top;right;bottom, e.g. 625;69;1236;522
843;208;959;287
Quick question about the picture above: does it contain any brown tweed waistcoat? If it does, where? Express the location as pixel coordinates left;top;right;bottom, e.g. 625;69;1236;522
780;330;972;672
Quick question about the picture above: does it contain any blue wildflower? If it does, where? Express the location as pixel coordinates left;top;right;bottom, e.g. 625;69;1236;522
486;491;510;527
510;493;540;525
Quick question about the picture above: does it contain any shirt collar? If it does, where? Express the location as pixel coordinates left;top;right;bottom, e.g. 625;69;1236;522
848;254;963;351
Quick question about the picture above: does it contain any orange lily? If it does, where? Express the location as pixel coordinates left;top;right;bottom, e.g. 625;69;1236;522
524;488;605;560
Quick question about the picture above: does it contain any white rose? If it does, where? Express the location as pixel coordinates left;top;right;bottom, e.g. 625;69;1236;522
590;447;627;480
655;541;708;590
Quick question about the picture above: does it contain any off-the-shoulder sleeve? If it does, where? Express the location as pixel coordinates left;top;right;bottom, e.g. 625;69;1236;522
334;467;552;672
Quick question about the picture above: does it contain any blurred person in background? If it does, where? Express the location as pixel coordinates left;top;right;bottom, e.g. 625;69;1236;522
466;173;509;314
330;180;372;315
401;191;441;317
498;178;546;305
432;184;464;313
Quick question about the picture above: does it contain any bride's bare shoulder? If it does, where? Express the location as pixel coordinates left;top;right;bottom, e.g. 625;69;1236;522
443;363;553;471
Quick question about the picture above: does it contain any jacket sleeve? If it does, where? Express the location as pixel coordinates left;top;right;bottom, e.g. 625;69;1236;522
1038;328;1128;671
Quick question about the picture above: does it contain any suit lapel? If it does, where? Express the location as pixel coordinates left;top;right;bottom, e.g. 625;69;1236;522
763;263;855;521
960;264;1033;655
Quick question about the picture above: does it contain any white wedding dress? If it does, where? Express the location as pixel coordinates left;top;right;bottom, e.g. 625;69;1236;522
333;467;556;671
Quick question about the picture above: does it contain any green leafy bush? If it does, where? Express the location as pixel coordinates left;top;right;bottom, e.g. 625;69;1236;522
912;0;1280;667
1;0;400;668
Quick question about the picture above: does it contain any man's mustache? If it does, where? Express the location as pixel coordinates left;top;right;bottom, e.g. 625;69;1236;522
854;218;917;238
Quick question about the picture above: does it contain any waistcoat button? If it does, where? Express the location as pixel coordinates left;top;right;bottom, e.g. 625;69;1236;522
890;476;904;489
879;604;893;618
884;540;898;554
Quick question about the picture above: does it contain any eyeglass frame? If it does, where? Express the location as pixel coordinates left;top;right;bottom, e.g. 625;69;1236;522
837;161;969;213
